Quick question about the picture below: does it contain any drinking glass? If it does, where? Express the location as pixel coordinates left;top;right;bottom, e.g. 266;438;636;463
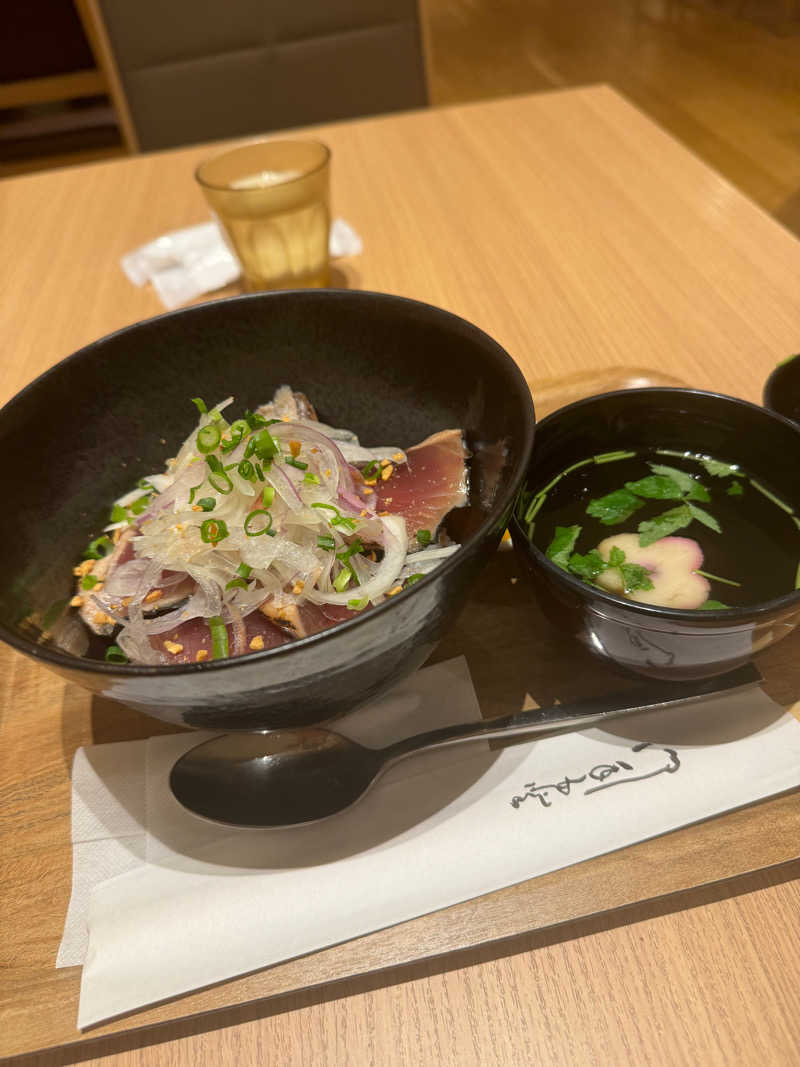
196;140;331;291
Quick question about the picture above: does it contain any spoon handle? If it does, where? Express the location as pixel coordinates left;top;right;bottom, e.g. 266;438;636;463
382;664;761;764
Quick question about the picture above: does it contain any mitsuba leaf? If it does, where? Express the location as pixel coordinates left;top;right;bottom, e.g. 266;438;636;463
608;545;626;568
624;475;683;500
586;489;645;525
638;504;692;547
567;550;606;582
700;458;742;479
545;525;581;570
700;600;729;610
648;463;710;502
687;502;721;533
620;563;654;593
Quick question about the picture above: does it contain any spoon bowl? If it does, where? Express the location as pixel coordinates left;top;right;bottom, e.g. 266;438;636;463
170;730;384;827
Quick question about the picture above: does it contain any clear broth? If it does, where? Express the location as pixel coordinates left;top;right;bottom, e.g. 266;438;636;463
529;450;799;608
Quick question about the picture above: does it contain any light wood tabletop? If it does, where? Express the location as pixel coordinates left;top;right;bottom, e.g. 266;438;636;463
3;86;800;1066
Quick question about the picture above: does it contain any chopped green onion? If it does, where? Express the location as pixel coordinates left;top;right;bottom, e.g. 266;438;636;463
188;486;197;505
236;562;252;578
205;455;233;494
208;615;229;659
110;504;127;523
405;573;425;585
285;456;308;470
237;459;256;482
244;409;268;430
251;428;278;461
261;486;275;507
223;462;237;471
348;597;368;610
220;419;250;454
137;477;154;491
105;644;128;664
336;537;364;563
225;577;249;591
81;574;100;591
197;424;222;453
416;529;432;546
303;471;320;485
244;509;275;537
311;501;359;530
313;503;356;529
129;493;151;516
196;497;216;512
200;518;229;544
83;535;113;560
191;397;208;414
208;408;225;425
361;460;380;479
334;566;354;592
317;535;336;550
255;462;265;481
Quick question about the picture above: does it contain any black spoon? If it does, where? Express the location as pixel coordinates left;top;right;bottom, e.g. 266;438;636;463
170;664;760;827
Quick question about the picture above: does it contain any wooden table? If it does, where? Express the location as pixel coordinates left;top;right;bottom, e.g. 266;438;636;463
3;86;800;1065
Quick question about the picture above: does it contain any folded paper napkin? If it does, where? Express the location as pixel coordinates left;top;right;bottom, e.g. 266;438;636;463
121;218;363;310
59;656;800;1029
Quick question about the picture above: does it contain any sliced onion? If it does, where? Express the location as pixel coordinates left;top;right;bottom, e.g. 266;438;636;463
144;587;209;635
305;516;407;605
266;463;303;511
225;601;247;656
272;421;359;493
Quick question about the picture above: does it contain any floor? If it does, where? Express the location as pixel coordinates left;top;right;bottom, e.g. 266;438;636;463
3;0;800;237
420;0;800;234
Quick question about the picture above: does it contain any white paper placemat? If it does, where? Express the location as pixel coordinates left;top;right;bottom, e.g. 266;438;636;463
60;657;800;1029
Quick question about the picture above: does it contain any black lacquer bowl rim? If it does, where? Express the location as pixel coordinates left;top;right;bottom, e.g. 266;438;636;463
763;353;800;421
2;289;536;675
511;386;800;625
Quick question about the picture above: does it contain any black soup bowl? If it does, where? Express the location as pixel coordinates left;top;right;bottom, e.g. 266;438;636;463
763;353;800;425
0;291;535;731
510;388;800;680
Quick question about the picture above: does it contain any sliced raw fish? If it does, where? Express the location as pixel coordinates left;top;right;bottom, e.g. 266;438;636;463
150;611;290;664
260;598;360;639
374;429;468;543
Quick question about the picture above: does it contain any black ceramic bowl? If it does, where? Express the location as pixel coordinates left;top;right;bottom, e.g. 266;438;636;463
763;353;800;424
1;291;534;730
510;388;800;680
